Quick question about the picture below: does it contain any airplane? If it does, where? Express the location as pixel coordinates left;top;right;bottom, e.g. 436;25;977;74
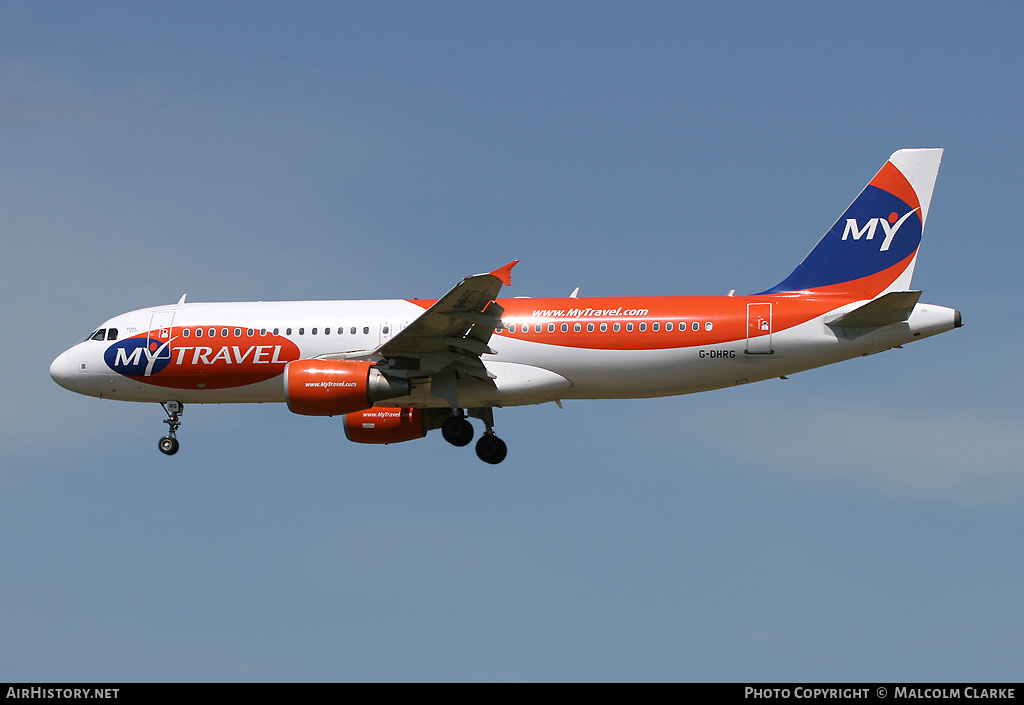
50;148;961;464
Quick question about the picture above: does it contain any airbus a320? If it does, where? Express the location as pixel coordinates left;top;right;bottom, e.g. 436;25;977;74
50;149;961;464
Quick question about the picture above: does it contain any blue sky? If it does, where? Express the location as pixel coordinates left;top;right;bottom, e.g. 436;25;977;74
2;1;1022;681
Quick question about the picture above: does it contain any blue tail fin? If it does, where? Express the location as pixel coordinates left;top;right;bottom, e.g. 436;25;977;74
758;149;943;297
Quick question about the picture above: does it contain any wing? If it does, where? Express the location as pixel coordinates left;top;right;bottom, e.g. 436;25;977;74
373;260;518;383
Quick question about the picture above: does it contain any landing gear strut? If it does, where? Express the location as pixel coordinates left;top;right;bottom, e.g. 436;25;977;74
158;401;183;455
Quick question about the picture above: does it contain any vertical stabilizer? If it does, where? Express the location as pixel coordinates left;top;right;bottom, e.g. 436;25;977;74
758;148;943;298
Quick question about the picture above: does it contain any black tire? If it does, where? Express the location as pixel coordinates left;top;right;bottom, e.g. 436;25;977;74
475;434;507;465
441;417;474;447
158;436;179;456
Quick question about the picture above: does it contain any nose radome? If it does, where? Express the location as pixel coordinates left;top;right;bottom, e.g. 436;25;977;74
50;351;67;384
50;349;77;389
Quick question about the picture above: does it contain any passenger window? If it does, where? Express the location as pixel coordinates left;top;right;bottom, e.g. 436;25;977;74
209;328;216;337
324;327;330;335
639;323;647;332
273;328;280;335
91;329;106;341
613;322;620;332
626;323;633;332
574;323;582;332
382;326;389;334
692;322;699;331
652;322;660;332
600;323;607;332
535;324;542;333
234;328;241;337
337;328;343;335
351;327;357;335
312;328;318;335
221;328;228;337
508;324;516;333
299;328;305;335
182;328;191;338
561;323;568;332
587;323;594;332
705;321;713;331
363;327;369;335
666;322;673;332
106;328;118;340
195;328;203;337
260;329;266;336
548;323;555;332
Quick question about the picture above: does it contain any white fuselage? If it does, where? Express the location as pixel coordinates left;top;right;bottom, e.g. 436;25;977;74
50;295;960;409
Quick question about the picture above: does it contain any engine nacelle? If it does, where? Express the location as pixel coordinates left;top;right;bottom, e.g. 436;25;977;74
344;407;425;444
344;407;449;444
284;360;410;416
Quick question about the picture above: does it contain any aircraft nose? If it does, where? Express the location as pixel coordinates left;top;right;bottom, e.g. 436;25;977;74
50;349;78;390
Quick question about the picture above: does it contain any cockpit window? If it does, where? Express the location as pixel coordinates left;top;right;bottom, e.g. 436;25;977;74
91;329;106;341
106;328;118;341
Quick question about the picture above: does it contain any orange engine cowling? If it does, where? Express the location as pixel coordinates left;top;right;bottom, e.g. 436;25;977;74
344;407;426;444
284;360;410;416
344;407;449;444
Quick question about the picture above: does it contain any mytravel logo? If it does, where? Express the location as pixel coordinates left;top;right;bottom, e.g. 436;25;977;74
104;328;302;389
104;337;174;377
841;207;920;252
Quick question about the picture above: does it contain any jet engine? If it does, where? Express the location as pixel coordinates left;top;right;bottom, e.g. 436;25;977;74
342;407;432;444
284;360;410;416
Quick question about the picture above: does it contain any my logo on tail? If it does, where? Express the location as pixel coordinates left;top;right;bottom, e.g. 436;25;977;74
841;208;920;252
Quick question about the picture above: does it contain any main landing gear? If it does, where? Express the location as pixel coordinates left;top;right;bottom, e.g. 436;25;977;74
475;432;507;465
441;410;474;447
441;408;508;465
158;401;183;456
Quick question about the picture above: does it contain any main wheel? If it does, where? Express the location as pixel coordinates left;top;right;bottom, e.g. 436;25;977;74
475;434;507;465
158;436;179;456
441;416;474;447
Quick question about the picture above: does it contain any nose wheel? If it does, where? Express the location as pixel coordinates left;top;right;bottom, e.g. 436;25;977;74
158;435;179;455
159;401;183;456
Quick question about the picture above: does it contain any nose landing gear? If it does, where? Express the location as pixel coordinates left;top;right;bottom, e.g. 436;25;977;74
158;401;183;455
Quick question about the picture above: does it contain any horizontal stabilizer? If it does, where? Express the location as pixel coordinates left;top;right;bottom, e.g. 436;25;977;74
826;291;922;329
